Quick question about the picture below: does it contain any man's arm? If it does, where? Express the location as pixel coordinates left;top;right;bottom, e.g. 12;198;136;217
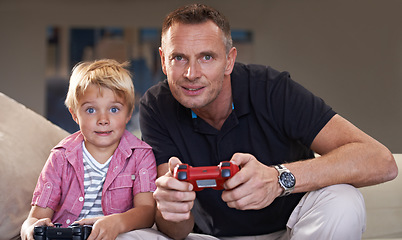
222;114;398;210
291;114;397;192
153;159;196;240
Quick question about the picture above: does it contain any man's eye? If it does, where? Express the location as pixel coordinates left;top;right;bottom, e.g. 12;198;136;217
86;108;95;114
204;55;212;61
110;107;119;113
174;56;183;61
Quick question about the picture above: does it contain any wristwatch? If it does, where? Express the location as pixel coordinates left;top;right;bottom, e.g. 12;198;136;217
274;164;296;197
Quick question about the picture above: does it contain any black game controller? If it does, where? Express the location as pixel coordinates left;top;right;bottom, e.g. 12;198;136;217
34;223;92;240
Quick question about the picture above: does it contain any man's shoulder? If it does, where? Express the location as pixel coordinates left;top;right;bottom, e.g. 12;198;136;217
232;62;288;83
142;79;170;97
140;79;174;106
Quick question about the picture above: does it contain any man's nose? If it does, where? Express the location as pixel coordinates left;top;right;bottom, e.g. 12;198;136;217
184;61;201;81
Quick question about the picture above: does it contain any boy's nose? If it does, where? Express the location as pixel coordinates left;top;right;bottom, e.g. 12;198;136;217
97;113;110;125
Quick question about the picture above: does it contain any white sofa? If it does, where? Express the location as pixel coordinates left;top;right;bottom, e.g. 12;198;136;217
0;92;400;240
361;155;402;239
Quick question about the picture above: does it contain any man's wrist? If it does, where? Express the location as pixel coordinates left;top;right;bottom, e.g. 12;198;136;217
274;164;296;197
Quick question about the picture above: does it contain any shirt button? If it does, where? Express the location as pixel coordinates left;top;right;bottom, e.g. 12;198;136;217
66;219;71;224
79;197;84;202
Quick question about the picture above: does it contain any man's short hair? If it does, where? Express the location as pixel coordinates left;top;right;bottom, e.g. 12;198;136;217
161;4;233;53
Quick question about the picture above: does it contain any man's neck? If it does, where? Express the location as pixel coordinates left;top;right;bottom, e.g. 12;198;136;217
191;83;233;131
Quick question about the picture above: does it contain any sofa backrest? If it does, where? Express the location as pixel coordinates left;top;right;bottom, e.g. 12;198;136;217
0;92;69;240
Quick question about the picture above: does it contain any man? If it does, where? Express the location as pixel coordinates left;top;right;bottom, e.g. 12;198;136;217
139;4;398;240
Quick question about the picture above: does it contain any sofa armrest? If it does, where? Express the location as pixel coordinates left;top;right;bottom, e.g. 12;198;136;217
361;154;402;239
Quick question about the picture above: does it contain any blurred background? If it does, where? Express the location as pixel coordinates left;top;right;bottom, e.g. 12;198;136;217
1;0;402;152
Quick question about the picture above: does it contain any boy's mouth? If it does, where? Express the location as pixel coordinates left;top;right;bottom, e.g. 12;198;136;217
95;130;112;134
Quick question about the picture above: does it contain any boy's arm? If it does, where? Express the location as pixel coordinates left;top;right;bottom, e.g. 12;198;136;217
21;206;55;240
75;192;155;240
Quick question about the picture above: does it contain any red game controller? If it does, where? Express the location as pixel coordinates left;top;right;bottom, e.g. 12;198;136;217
173;161;240;191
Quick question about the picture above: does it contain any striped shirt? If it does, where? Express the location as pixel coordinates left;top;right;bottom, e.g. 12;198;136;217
77;142;112;220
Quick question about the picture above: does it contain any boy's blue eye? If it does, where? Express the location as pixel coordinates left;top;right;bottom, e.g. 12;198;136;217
86;108;95;114
110;107;119;113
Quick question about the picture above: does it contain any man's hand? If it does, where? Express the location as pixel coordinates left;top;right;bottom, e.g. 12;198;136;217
222;153;283;210
153;157;196;222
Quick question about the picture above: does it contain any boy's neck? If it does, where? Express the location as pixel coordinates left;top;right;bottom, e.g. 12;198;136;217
84;141;117;164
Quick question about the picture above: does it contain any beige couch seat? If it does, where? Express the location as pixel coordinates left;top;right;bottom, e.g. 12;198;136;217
0;92;401;240
361;155;402;239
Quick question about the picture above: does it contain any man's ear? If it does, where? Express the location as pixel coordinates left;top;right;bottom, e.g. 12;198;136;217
224;47;237;76
159;47;167;75
69;108;79;124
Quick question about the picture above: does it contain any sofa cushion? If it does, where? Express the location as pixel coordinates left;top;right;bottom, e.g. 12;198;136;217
361;155;402;239
0;92;69;240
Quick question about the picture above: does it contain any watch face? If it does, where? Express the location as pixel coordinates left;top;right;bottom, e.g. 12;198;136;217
280;172;295;188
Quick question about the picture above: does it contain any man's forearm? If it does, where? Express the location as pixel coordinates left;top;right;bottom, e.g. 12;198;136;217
290;140;397;194
155;210;194;240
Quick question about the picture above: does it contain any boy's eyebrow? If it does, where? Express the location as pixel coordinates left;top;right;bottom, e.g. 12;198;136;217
80;101;93;107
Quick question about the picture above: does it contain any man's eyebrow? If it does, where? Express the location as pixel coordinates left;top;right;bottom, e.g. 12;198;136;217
169;51;186;58
199;51;217;57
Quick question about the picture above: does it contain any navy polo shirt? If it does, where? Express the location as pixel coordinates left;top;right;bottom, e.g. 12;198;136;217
140;62;336;237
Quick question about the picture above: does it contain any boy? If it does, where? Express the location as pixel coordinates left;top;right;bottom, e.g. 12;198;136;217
21;59;157;240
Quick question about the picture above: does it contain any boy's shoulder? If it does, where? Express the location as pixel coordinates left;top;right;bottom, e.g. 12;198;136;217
120;130;152;150
53;131;83;151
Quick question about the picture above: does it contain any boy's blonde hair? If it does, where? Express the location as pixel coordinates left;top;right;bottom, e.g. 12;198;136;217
65;59;135;115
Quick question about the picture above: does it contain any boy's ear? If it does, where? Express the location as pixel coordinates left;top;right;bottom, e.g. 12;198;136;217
69;108;79;124
125;110;133;124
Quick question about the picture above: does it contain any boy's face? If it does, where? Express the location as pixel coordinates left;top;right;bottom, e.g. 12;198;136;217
70;84;131;160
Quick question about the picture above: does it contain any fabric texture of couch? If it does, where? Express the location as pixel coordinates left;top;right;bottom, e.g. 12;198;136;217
0;91;400;239
0;92;68;240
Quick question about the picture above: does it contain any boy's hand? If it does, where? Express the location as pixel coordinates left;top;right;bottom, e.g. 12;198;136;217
21;218;53;240
74;215;120;240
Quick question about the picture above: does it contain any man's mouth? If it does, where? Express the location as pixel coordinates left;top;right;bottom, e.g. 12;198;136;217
183;87;203;91
182;86;205;96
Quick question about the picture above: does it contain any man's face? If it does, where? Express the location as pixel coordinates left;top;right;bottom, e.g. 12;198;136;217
160;21;236;110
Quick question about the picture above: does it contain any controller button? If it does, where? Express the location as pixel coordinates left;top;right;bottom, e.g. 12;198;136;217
221;162;231;167
178;165;188;170
222;169;231;178
177;171;187;180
